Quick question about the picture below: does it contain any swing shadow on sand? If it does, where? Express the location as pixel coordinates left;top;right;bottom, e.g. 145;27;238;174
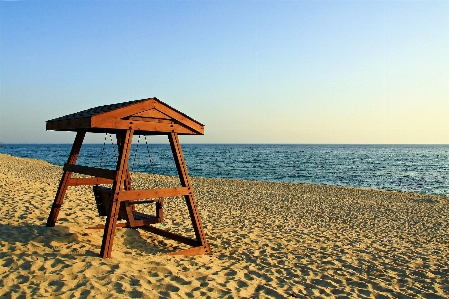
0;222;192;259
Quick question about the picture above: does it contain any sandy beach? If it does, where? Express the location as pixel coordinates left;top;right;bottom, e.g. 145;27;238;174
0;153;448;298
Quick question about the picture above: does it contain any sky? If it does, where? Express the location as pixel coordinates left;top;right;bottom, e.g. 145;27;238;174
1;1;448;144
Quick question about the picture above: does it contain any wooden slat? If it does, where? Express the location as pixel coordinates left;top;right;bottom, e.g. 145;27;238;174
46;118;91;131
131;108;172;120
127;199;157;205
128;116;173;124
128;216;162;227
63;164;116;180
137;122;197;134
138;225;200;247
117;187;190;201
67;177;114;186
154;102;204;134
96;119;198;134
91;100;157;126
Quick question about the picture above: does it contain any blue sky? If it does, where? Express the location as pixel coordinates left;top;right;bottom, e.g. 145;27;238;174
1;1;448;144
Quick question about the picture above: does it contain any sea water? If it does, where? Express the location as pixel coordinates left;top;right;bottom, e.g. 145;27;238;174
1;144;448;196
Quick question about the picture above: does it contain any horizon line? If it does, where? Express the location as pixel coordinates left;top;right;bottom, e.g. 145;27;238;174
1;142;448;146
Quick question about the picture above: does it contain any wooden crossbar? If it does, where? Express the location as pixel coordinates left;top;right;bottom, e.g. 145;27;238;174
117;187;190;201
127;199;157;205
67;177;114;186
92;186;188;202
97;120;198;135
63;164;116;180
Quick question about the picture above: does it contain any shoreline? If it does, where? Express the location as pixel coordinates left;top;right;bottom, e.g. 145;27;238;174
1;152;447;198
1;153;448;298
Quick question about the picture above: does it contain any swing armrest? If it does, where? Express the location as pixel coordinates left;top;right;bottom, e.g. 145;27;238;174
117;187;190;201
127;199;161;205
64;164;116;180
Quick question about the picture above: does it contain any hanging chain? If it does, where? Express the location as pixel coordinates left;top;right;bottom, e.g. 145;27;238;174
131;135;141;172
144;136;163;217
99;133;107;167
144;135;155;175
110;133;118;159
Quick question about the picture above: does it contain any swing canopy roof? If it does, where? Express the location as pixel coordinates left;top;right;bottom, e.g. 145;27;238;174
46;98;204;135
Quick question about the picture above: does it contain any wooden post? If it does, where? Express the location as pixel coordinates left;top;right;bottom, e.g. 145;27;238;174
46;131;86;227
116;133;133;191
156;200;164;221
168;133;210;254
100;128;134;258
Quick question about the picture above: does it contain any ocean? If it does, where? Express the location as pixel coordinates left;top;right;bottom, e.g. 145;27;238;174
1;144;448;196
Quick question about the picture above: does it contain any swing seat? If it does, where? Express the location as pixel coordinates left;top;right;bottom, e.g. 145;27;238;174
92;185;164;228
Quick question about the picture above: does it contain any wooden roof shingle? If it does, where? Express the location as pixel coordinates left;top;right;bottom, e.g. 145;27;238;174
46;98;204;135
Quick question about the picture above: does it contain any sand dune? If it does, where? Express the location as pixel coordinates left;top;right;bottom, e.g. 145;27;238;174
0;153;448;298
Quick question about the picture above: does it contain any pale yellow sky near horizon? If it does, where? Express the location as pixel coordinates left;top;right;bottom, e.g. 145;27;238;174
1;1;448;144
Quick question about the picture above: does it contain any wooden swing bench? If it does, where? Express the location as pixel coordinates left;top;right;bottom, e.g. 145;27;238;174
89;185;203;249
92;185;165;228
45;98;211;258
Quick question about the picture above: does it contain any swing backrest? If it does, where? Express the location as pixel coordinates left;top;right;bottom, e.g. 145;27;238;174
93;186;128;220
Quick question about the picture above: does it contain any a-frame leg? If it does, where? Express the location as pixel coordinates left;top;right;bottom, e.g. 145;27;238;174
100;128;134;258
46;131;86;227
116;133;133;192
168;132;210;255
117;133;135;220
